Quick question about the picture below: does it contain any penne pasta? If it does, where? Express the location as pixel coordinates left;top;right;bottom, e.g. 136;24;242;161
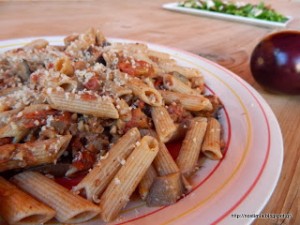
0;176;55;225
154;141;179;176
54;56;74;76
73;128;140;202
127;78;163;106
176;117;208;177
24;39;49;50
0;108;23;127
46;89;119;119
11;171;100;224
151;106;177;143
138;164;157;200
159;62;201;78
202;117;223;160
0;135;71;172
99;136;159;222
103;80;132;97
163;74;199;95
160;90;213;111
0;122;29;143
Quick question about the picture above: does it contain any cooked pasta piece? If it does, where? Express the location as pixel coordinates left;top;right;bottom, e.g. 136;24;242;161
140;129;192;192
0;122;29;143
11;171;100;224
73;128;140;202
163;74;198;95
0;104;53;142
160;90;213;111
176;117;208;177
127;78;163;106
151;106;177;143
0;135;71;172
202;117;223;160
0;176;55;225
138;164;157;200
103;80;132;97
54;56;74;76
154;141;179;176
99;136;159;222
0;108;23;127
46;89;119;119
115;98;132;122
24;39;49;50
159;62;201;78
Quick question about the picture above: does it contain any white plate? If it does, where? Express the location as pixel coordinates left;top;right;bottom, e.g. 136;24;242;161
162;2;292;28
0;37;283;225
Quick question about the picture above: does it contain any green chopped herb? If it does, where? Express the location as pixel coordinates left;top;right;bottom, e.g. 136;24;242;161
178;0;289;23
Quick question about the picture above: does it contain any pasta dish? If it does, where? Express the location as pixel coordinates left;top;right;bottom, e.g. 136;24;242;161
0;28;224;224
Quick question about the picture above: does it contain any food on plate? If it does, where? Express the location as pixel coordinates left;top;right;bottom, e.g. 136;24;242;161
179;0;289;23
250;30;300;94
0;28;224;223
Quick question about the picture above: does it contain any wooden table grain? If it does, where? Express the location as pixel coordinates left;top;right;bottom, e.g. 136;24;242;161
0;0;299;224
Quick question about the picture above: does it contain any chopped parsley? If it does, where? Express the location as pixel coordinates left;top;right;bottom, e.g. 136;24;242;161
178;0;288;23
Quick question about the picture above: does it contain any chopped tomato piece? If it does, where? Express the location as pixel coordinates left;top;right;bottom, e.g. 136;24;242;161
22;109;57;128
84;76;101;90
118;59;154;77
80;93;97;101
72;150;96;171
125;108;150;131
0;137;12;146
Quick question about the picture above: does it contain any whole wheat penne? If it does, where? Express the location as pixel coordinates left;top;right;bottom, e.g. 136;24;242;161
54;74;78;92
46;89;119;119
24;39;49;50
73;128;140;202
0;108;23;127
190;76;205;93
0;176;55;225
0;122;29;143
160;90;213;111
0;87;22;97
151;106;177;143
140;129;192;193
11;171;100;224
54;56;74;76
104;80;132;97
202;117;223;160
138;164;157;200
163;74;199;95
0;135;71;172
99;136;159;222
159;62;201;78
139;129;179;176
154;141;179;176
115;98;132;122
127;78;163;106
147;49;172;62
176;117;208;177
0;104;53;142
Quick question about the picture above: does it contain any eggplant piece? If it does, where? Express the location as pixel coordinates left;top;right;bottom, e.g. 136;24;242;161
14;60;31;81
146;172;184;207
28;163;70;177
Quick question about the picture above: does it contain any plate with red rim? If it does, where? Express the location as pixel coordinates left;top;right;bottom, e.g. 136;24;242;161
0;36;283;225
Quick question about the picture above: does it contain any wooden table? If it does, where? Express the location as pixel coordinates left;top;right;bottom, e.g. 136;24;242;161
0;0;299;224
